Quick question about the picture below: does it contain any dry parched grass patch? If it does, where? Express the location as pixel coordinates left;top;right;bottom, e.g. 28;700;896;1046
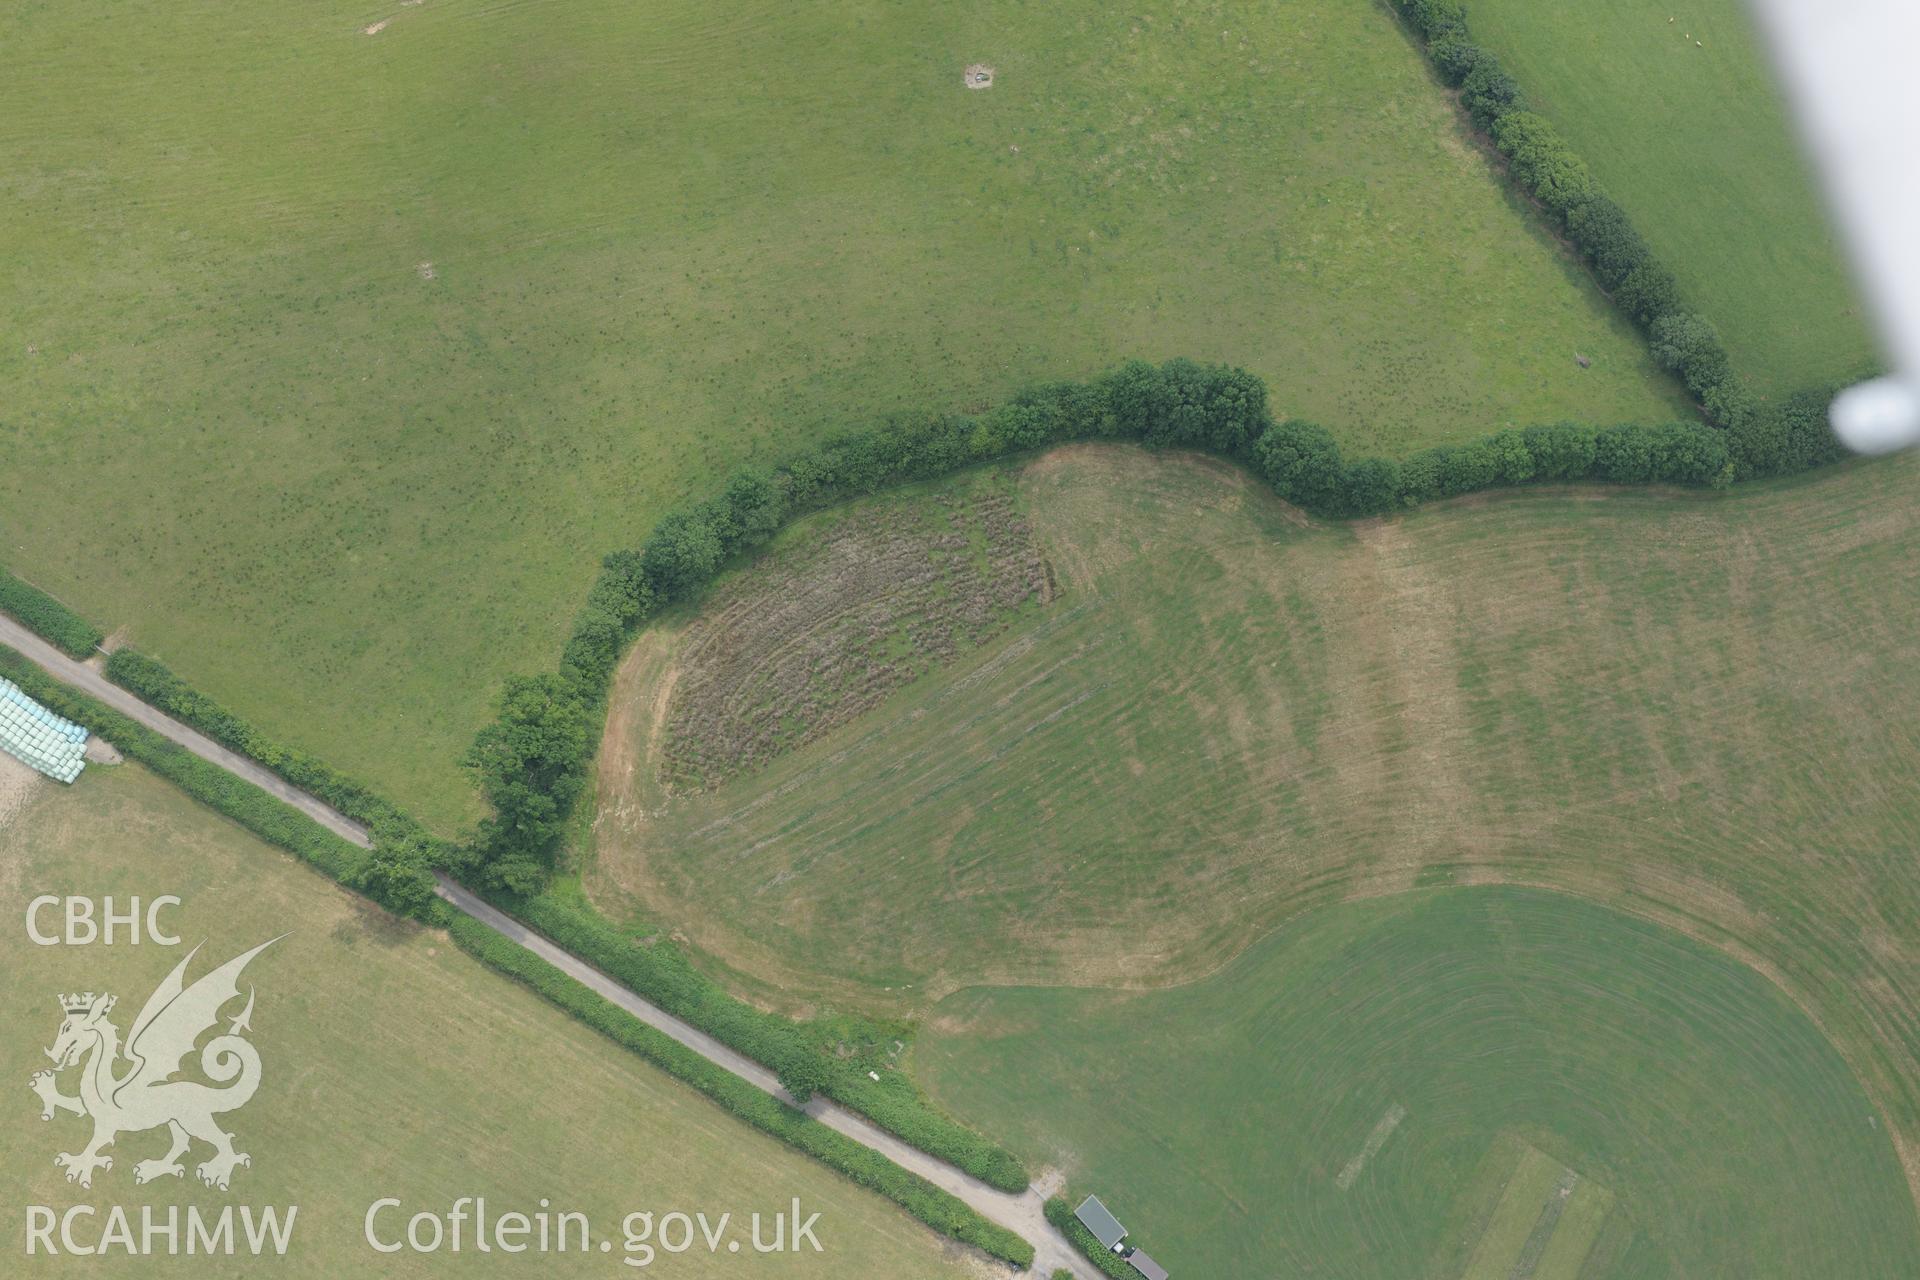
661;476;1053;792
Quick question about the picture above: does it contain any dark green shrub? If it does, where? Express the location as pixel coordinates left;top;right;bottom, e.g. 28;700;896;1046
1522;422;1600;479
463;673;593;890
1564;196;1655;290
1143;357;1271;455
1592;421;1731;485
0;570;103;659
1613;264;1682;329
1728;385;1849;478
1252;417;1346;512
1393;0;1468;40
1491;112;1595;216
640;508;726;600
1701;380;1759;432
1649;312;1733;398
1460;60;1524;130
1342;456;1402;516
1429;38;1489;87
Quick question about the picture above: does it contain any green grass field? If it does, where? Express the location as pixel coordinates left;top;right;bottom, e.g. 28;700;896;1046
592;444;1920;1164
0;0;1683;829
1458;0;1876;392
0;762;973;1277
917;888;1920;1278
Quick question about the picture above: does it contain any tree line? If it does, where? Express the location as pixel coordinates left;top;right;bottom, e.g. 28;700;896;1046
1388;0;1857;470
461;354;1847;900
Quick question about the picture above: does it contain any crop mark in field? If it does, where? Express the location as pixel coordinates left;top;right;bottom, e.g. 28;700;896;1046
1334;1102;1407;1189
1461;1143;1609;1280
659;480;1052;793
1507;1167;1579;1280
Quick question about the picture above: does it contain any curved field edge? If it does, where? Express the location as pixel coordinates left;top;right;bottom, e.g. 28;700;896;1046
918;887;1920;1278
0;0;1682;831
0;368;1896;1217
590;443;1920;1209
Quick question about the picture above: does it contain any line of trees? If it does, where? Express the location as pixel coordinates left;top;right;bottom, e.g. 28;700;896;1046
463;354;1849;901
1387;0;1852;478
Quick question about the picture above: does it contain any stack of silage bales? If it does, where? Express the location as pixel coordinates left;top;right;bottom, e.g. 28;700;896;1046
0;678;88;783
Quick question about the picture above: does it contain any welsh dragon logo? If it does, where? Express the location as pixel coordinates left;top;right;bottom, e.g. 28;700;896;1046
28;937;281;1191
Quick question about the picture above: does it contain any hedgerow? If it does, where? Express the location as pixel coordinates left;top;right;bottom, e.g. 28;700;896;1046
0;642;1033;1255
90;631;1032;1187
1043;1196;1139;1280
1382;0;1849;477
103;647;450;917
492;889;1031;1192
0;646;371;889
465;357;1776;892
455;356;1788;1200
0;570;103;659
445;912;1034;1268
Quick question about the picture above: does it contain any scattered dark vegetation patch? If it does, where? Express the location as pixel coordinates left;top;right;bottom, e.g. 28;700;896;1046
663;478;1052;792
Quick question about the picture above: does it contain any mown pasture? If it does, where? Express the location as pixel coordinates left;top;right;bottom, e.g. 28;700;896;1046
919;888;1920;1278
592;444;1920;1170
0;762;975;1278
1457;0;1876;392
0;0;1680;827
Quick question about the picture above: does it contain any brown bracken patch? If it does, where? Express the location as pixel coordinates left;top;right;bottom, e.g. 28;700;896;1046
658;480;1052;792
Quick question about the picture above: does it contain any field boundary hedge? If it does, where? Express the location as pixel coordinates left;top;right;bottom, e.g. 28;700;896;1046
1;363;1856;1204
444;912;1034;1268
486;887;1031;1191
467;356;1848;897
0;643;1035;1266
91;645;1028;1191
0;645;371;889
103;648;434;842
455;351;1853;1194
1384;0;1856;477
0;569;103;659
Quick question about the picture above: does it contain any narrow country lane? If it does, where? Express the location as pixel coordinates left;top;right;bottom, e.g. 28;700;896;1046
0;616;1097;1278
0;615;372;847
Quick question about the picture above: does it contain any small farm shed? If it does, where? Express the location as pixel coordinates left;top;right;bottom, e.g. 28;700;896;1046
1074;1195;1128;1251
1126;1248;1170;1280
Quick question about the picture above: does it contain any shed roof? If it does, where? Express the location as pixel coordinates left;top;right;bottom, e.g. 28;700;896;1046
1074;1195;1127;1250
1127;1249;1170;1280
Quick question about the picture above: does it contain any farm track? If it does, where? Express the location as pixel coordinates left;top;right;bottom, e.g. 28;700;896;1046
0;615;372;847
0;614;1089;1278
